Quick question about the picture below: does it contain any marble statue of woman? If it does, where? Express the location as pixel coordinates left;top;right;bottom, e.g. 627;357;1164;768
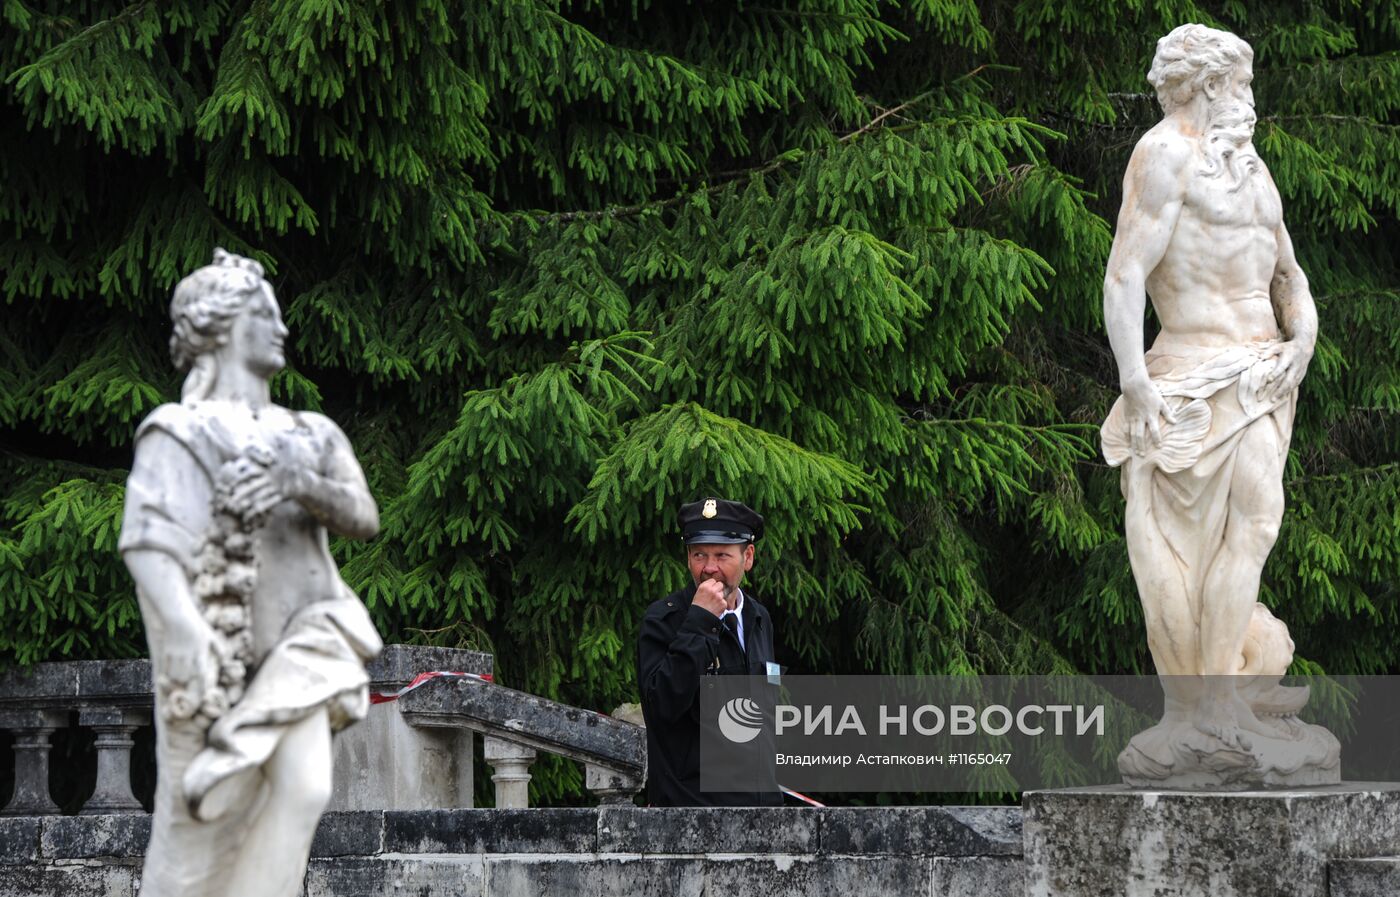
120;249;383;896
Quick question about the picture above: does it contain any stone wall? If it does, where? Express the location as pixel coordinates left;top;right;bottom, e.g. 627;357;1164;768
0;805;1024;896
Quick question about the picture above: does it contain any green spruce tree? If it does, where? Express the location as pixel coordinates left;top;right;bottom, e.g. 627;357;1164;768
2;1;1395;801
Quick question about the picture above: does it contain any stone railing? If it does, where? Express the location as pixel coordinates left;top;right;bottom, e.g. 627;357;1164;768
0;646;645;815
0;659;152;817
396;673;646;807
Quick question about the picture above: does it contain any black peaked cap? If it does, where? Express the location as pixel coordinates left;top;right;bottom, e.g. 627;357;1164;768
677;497;764;544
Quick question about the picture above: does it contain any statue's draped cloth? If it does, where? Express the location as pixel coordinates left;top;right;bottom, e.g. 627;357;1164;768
1101;339;1295;616
119;404;382;897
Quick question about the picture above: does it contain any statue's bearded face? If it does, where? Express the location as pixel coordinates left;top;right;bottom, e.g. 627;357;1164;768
1206;62;1255;138
1201;62;1260;190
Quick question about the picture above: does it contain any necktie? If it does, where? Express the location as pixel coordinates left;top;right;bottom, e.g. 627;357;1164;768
722;613;744;654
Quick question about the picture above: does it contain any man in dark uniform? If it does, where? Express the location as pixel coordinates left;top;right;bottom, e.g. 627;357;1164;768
636;497;782;807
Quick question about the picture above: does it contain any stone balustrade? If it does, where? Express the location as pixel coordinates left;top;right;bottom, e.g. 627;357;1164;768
0;646;644;815
397;673;647;808
0;660;152;817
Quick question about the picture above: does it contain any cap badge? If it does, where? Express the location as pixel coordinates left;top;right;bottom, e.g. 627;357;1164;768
702;499;718;518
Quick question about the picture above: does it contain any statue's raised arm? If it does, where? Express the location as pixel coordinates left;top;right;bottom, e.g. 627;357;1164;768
1099;25;1337;789
120;249;383;897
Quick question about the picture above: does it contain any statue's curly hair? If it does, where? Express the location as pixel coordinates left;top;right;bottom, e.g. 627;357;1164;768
1147;24;1253;114
169;249;269;402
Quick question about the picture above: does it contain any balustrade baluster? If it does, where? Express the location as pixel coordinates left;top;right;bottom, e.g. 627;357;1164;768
0;709;64;816
79;707;149;815
585;763;643;805
483;733;536;809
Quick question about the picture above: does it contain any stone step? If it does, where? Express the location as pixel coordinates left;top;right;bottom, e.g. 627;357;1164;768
1329;857;1400;897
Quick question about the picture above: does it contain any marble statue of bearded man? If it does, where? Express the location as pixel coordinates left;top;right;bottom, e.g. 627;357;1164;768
1101;24;1338;787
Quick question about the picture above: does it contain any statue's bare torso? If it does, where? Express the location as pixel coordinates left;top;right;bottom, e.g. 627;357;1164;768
1142;124;1284;349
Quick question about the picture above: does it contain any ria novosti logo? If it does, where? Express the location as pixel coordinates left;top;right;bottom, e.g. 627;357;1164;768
717;697;764;743
717;698;1107;744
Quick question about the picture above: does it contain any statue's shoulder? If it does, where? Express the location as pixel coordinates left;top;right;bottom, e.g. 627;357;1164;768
290;408;351;443
135;402;203;444
1128;122;1195;173
132;403;230;478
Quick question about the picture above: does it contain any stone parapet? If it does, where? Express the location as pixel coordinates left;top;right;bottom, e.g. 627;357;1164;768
1024;783;1400;897
0;805;1023;897
329;645;492;813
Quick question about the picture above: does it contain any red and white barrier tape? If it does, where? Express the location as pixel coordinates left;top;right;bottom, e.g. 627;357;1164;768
370;670;493;705
780;786;825;807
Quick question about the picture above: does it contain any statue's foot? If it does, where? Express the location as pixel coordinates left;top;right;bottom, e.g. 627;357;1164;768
1231;694;1301;741
1242;681;1310;717
1260;713;1307;741
1192;699;1254;752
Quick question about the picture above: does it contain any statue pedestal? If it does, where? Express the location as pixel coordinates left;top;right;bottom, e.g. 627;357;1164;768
1024;784;1400;897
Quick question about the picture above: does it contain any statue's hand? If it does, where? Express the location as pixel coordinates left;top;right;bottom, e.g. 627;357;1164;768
221;457;287;521
221;433;320;520
265;431;324;501
1121;378;1178;456
158;615;219;721
1263;340;1312;402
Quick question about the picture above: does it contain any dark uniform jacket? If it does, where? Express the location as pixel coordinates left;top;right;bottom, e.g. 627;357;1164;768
636;584;782;807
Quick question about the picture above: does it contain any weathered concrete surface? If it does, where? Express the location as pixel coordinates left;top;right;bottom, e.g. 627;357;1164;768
0;863;139;897
41;813;150;859
934;856;1025;897
0;806;1024;896
310;811;386;858
305;856;485;897
365;646;493;685
1024;783;1400;897
0;818;41;864
0;648;488;706
384;808;602;855
329;646;491;812
1329;857;1400;897
821;805;1021;855
329;705;474;811
0;659;153;708
598;806;817;854
486;855;927;897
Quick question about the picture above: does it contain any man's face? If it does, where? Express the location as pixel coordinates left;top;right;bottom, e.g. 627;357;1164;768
687;542;755;599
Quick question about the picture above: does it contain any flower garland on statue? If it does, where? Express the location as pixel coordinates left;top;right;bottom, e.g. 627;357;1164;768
160;446;274;727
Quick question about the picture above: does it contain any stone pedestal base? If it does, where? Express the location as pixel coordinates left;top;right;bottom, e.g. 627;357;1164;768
1024;783;1400;897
